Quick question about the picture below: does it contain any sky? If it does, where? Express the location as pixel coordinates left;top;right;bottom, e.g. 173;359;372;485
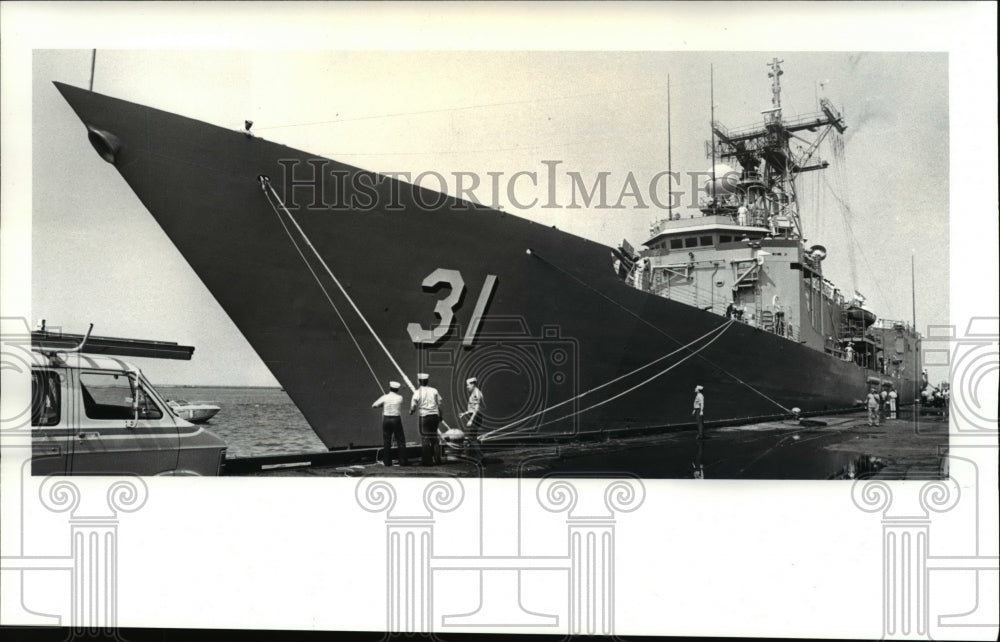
29;49;951;385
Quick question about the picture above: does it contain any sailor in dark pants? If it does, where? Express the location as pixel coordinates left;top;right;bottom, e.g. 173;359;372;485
420;414;442;465
410;373;443;466
372;381;407;466
693;385;705;439
459;377;485;461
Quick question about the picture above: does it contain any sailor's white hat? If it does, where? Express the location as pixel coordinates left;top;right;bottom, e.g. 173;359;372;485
389;381;401;390
417;373;430;380
466;377;477;385
695;385;704;392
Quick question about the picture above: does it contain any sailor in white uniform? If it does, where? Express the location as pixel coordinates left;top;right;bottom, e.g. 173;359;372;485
459;377;485;460
410;373;443;465
693;385;705;439
372;381;408;466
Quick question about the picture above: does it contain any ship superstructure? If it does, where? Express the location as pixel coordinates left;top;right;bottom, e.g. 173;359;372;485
621;59;919;381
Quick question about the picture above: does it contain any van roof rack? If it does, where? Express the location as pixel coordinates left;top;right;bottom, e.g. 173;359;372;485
32;330;195;361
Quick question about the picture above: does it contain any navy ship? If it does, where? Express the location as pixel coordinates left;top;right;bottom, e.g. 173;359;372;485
53;59;921;450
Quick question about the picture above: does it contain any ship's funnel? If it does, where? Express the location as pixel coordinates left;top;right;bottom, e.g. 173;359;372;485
87;126;121;165
807;244;827;261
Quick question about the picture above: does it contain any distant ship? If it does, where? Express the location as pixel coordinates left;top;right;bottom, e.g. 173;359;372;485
54;58;921;450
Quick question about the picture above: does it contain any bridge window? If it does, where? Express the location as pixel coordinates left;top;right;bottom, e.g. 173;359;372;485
720;235;732;243
684;237;698;248
699;235;713;246
670;239;683;249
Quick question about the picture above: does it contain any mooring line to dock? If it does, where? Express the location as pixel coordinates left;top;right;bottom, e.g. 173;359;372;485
481;319;735;442
259;176;416;393
527;249;791;415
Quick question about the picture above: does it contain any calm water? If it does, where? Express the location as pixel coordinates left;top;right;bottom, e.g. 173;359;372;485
158;386;326;458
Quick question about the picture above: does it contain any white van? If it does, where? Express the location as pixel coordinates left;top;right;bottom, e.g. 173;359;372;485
31;332;227;476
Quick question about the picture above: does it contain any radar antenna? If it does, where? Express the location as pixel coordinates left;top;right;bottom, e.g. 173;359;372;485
707;58;847;240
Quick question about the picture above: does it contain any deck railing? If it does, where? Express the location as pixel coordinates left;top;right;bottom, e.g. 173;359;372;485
873;318;915;333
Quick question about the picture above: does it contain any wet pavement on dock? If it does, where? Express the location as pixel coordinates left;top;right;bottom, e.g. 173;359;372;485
245;409;948;480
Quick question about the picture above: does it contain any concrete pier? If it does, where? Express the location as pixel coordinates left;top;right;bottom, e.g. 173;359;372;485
241;409;948;480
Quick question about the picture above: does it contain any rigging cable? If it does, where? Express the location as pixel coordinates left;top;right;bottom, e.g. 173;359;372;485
254;77;710;132
822;173;897;319
259;176;417;394
317;133;623;158
830;133;860;294
481;319;736;442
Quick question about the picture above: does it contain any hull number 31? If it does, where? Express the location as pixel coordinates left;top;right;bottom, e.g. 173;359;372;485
407;268;498;347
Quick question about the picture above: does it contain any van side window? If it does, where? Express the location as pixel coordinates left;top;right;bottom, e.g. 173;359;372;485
80;372;163;421
31;371;61;427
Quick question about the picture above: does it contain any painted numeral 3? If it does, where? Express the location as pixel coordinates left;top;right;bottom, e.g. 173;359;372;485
407;268;465;345
408;269;498;346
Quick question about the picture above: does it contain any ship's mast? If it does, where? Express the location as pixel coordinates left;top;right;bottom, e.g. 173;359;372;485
767;56;783;111
912;251;918;370
710;64;717;215
667;74;673;220
911;253;917;332
707;59;847;240
766;57;795;236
